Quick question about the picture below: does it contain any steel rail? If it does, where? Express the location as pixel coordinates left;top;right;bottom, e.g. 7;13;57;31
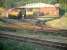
0;33;67;50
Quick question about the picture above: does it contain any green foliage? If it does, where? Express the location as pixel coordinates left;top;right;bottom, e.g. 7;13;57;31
0;0;66;9
0;0;5;7
59;0;67;12
0;0;59;8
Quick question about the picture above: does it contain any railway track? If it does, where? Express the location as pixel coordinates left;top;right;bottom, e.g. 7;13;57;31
0;32;67;50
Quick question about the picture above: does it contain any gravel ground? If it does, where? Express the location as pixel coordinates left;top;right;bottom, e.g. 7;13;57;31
0;38;62;50
0;31;67;44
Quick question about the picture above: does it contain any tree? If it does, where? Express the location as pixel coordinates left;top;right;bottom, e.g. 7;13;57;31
0;0;5;7
59;0;67;12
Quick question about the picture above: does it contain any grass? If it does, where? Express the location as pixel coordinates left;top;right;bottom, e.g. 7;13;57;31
46;15;67;29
